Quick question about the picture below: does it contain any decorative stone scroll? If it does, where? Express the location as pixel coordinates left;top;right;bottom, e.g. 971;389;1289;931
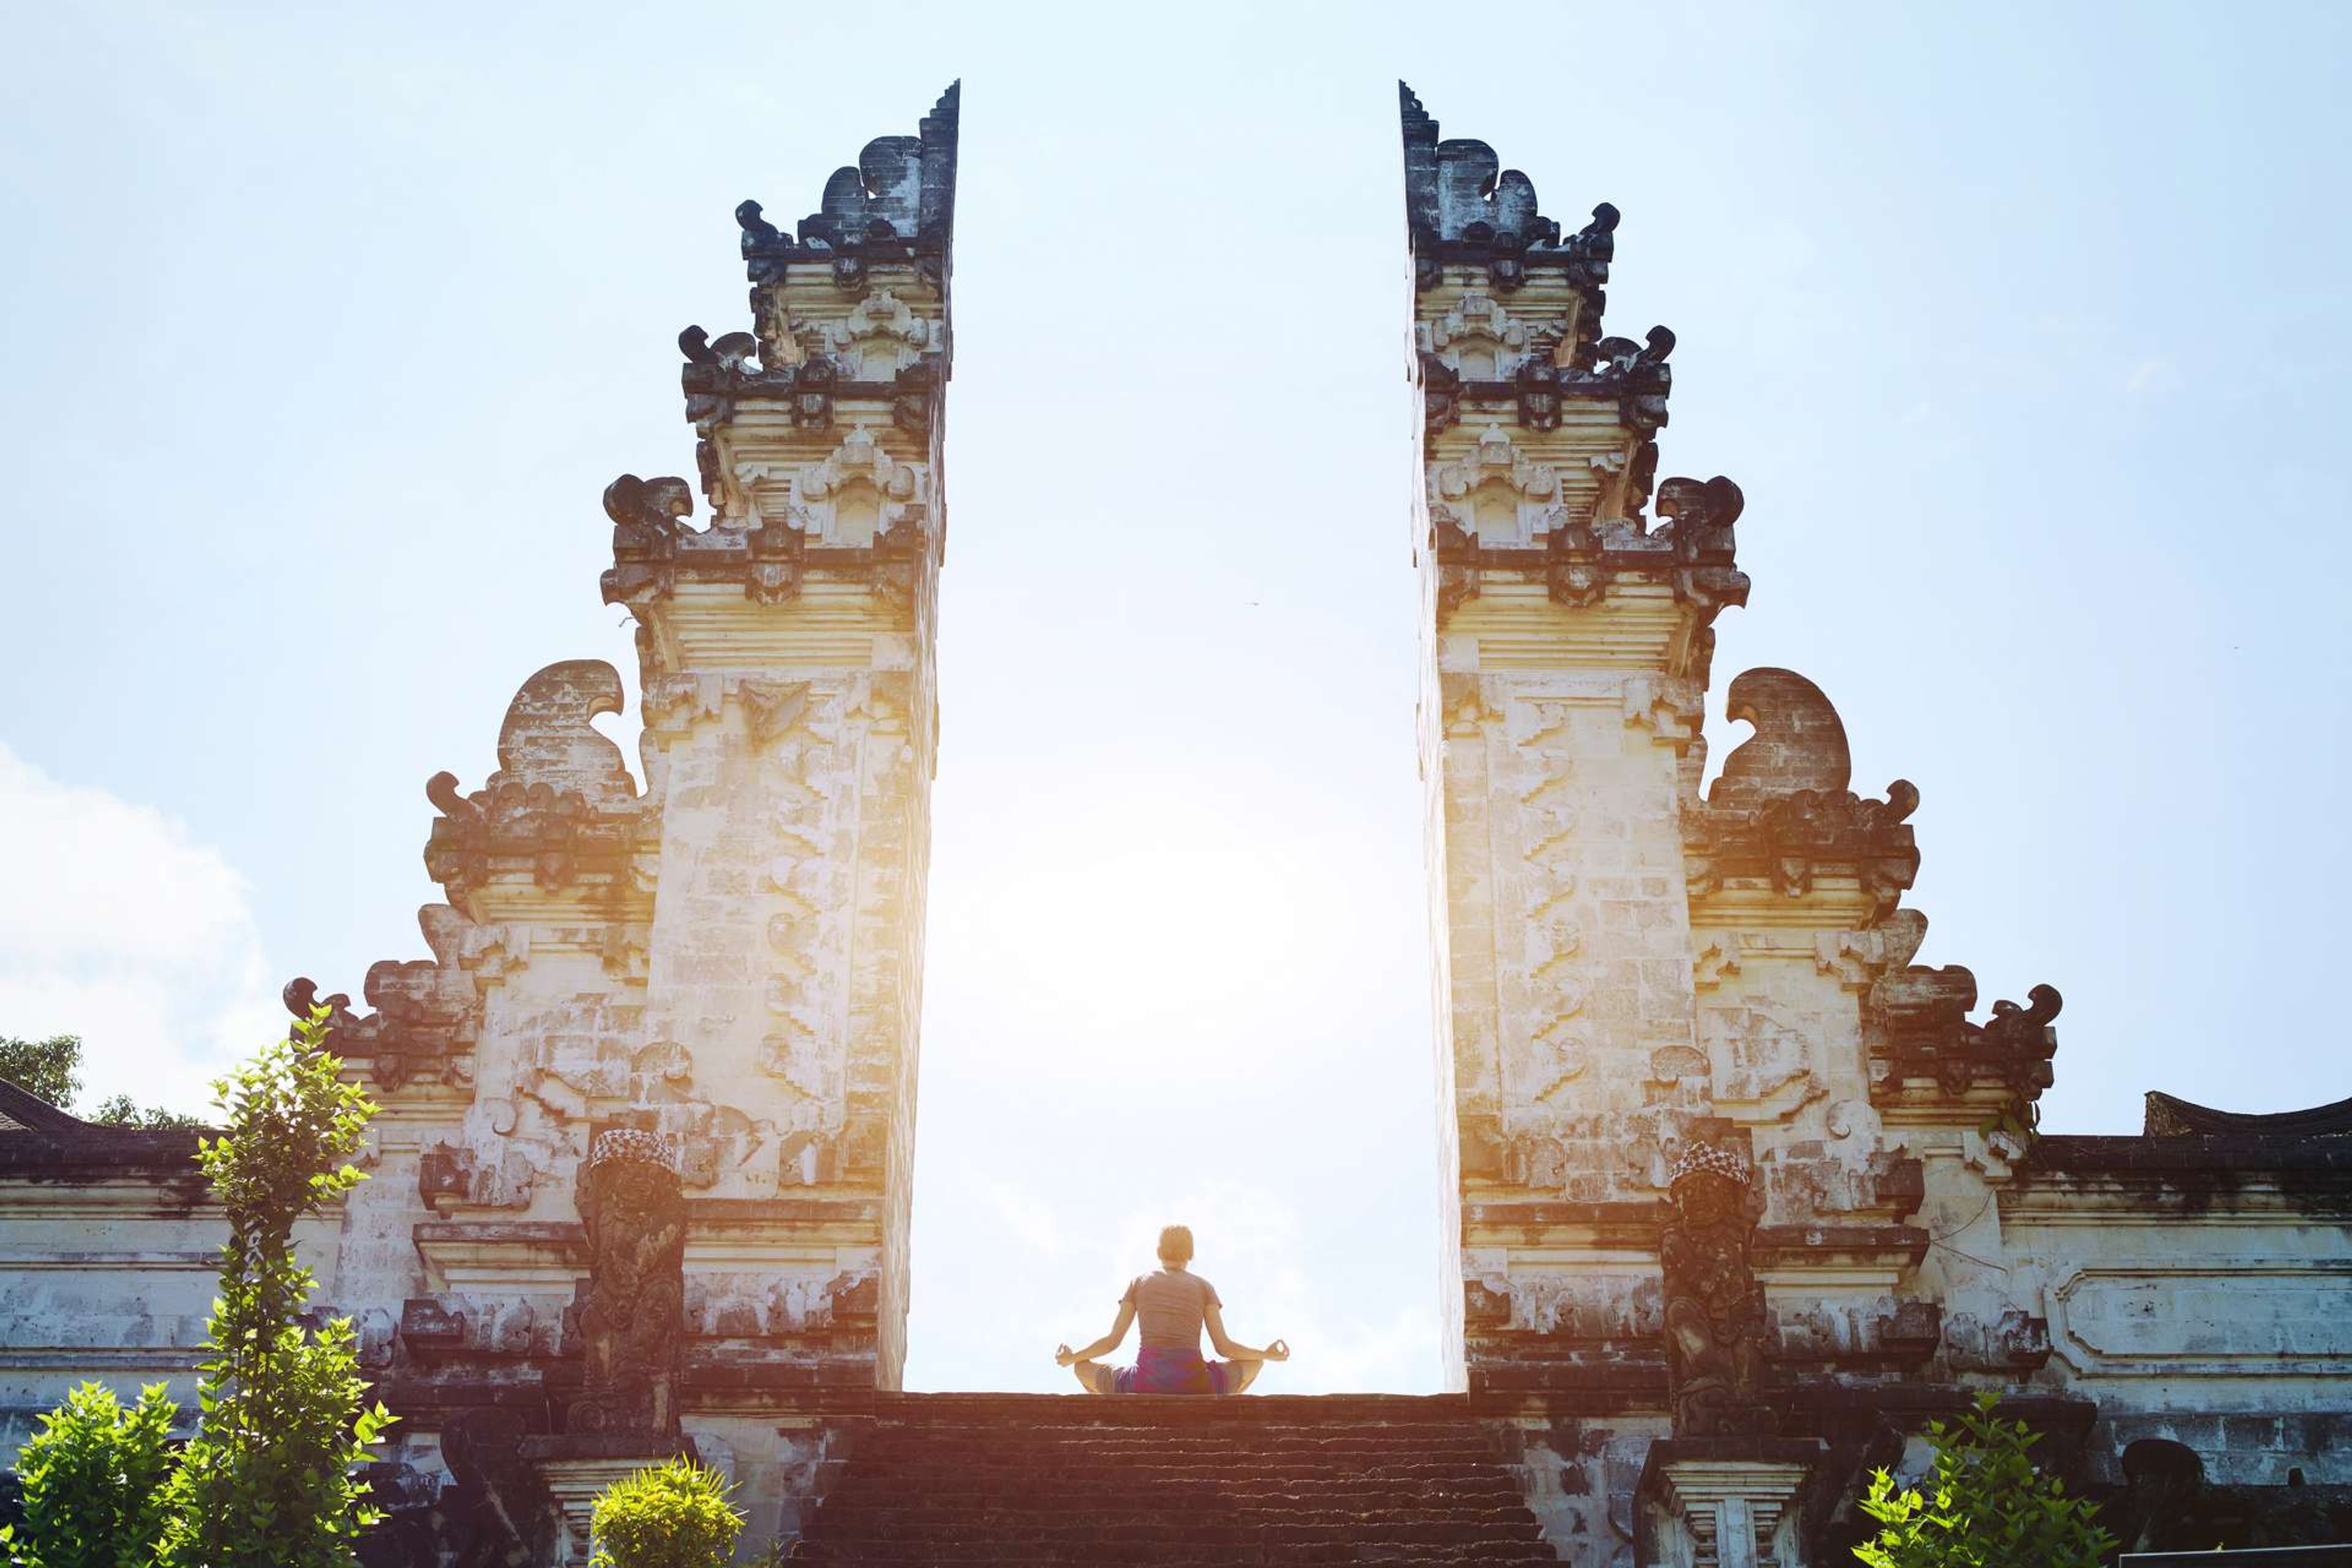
570;1128;687;1436
1869;963;2064;1107
1684;668;1919;911
282;903;483;1091
422;662;653;908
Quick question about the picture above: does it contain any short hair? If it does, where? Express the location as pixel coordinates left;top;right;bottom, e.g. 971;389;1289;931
1156;1224;1194;1264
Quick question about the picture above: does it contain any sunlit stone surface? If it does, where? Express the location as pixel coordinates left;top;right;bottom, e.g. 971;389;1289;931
0;81;2345;1566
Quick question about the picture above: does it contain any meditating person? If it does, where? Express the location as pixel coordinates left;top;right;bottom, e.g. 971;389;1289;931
1054;1224;1290;1395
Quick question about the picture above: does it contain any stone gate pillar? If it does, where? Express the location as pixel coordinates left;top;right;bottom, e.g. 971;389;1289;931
603;81;960;1395
1400;87;2056;1559
294;85;959;1560
1402;83;1736;1403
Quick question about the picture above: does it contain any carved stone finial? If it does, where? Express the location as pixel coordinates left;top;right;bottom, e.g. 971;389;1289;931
491;661;635;810
1689;669;1920;908
1403;86;1626;299
678;325;757;372
422;663;650;906
1711;669;1850;814
1595;325;1675;434
734;83;959;272
735;198;782;250
603;473;693;538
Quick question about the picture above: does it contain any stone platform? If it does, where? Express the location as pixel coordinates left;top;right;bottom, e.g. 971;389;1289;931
782;1393;1559;1565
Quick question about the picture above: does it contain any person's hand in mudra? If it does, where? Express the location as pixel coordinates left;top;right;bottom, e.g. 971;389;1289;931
1054;1343;1078;1367
1263;1338;1291;1362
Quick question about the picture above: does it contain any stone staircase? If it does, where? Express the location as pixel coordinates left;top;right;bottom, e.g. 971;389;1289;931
785;1393;1559;1565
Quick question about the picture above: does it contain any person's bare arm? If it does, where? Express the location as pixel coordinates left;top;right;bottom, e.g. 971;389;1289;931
1204;1302;1289;1364
1055;1301;1136;1366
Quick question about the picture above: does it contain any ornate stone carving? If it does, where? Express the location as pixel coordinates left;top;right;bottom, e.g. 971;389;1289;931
736;83;960;312
793;426;923;548
1430;426;1560;547
1401;83;1621;325
738;679;812;747
1593;325;1675;434
1685;669;1920;909
423;662;652;908
600;473;695;605
1419;291;1551;382
822;288;943;377
284;903;482;1091
1558;203;1619;371
1624;673;1705;748
677;330;843;509
891;355;941;437
1869;962;2064;1106
1654;473;1750;618
1660;1142;1777;1438
1813;909;1929;992
600;426;926;614
570;1129;687;1436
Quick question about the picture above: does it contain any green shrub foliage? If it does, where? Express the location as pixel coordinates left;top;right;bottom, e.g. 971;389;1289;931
154;1006;393;1568
1854;1393;2116;1568
589;1458;746;1568
1;1381;180;1568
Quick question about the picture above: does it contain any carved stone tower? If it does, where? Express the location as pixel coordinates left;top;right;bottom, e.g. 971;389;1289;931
288;85;959;1552
1402;83;2046;1554
1406;79;1739;1396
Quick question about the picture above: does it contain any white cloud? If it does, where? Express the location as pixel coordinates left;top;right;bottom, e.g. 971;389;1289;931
0;742;278;1117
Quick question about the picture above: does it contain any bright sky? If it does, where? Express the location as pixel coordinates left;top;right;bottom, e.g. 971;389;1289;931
3;2;2347;1395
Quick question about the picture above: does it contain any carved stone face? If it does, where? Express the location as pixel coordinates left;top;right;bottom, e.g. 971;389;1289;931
1671;1169;1744;1228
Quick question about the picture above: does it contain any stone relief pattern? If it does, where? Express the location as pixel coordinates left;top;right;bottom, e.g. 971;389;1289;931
1529;692;1713;1201
284;902;484;1093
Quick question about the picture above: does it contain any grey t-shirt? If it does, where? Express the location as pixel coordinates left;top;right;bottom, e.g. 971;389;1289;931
1121;1267;1221;1351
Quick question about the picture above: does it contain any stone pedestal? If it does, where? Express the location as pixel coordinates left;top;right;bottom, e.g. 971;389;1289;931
1637;1438;1826;1568
518;1431;700;1567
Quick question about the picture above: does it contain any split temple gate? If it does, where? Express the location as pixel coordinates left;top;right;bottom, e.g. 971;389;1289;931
0;84;2346;1565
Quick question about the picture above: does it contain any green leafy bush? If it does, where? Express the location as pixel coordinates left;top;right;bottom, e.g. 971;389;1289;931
1;1381;180;1567
154;1006;393;1568
1854;1392;2116;1567
589;1458;745;1568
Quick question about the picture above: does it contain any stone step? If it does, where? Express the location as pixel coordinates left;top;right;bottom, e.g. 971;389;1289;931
781;1395;1558;1564
849;1437;1502;1458
815;1480;1529;1507
799;1513;1552;1542
791;1545;1559;1566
